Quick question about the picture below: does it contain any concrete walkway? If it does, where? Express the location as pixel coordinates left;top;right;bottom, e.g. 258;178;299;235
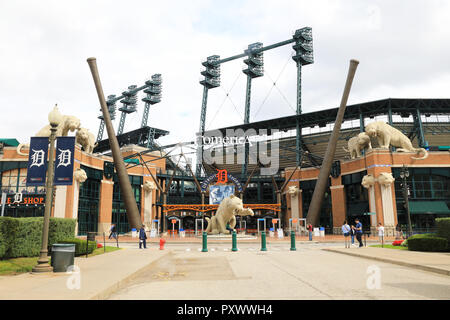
0;247;169;300
323;247;450;276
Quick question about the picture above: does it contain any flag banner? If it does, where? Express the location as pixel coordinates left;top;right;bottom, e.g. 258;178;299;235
209;185;235;204
26;137;49;186
54;136;75;185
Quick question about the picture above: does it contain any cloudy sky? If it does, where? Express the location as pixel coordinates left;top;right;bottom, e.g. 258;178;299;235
1;0;449;156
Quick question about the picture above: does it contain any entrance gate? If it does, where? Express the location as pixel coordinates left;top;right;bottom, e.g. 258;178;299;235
195;218;204;236
151;219;160;237
238;220;246;233
168;217;182;237
289;218;307;235
257;218;266;235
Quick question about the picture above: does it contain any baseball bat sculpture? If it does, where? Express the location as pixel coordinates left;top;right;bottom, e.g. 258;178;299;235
305;59;359;227
87;57;142;229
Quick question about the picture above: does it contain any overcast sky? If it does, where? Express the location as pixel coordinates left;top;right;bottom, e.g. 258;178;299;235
1;0;449;158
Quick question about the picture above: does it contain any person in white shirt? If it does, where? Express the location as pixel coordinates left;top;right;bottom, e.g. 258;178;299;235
377;223;385;246
342;220;351;248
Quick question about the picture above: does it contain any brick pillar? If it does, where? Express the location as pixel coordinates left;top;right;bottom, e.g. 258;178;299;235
330;176;346;234
98;179;114;234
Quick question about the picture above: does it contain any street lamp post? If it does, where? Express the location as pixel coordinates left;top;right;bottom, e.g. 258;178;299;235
32;105;62;273
399;165;413;238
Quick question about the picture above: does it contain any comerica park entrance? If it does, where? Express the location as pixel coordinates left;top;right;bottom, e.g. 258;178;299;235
161;170;281;236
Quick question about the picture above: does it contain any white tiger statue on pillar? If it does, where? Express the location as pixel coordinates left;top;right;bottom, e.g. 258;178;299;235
75;127;97;154
17;113;81;156
365;121;428;160
343;132;372;159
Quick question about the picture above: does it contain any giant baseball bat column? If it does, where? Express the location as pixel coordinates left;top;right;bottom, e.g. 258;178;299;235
87;57;142;229
305;59;359;227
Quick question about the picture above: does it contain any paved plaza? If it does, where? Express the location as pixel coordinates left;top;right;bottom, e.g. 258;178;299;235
1;238;449;300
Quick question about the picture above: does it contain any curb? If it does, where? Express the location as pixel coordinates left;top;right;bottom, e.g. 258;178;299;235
89;250;171;300
323;248;450;277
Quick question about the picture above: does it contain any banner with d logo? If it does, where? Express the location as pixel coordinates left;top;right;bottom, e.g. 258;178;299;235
54;137;75;185
26;137;49;186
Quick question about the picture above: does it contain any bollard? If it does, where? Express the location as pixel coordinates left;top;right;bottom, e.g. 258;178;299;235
232;231;238;252
290;231;296;251
261;231;267;251
202;232;208;252
159;237;166;250
103;232;106;253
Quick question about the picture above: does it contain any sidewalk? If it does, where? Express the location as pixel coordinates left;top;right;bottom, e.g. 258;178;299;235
323;247;450;276
0;247;169;300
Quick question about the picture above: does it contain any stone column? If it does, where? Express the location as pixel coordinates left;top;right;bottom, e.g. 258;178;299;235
72;168;87;235
288;185;301;231
54;186;67;218
143;180;156;228
378;172;396;236
362;174;377;234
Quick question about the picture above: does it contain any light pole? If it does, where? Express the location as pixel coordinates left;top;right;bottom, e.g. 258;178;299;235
399;165;413;237
32;105;62;273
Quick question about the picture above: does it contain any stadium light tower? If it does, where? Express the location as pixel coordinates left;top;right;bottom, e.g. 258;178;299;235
141;74;162;128
117;85;138;135
97;95;117;142
292;27;314;166
196;55;221;177
241;42;264;179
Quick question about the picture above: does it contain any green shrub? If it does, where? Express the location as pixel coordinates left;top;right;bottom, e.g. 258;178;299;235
48;218;76;249
0;217;17;258
407;233;448;252
0;217;76;259
436;218;450;245
7;218;43;258
59;238;96;256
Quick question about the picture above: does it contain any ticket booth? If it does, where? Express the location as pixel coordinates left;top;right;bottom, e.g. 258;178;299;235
167;216;182;237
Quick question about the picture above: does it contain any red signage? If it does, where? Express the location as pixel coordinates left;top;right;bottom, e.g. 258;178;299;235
216;169;228;184
6;194;45;205
171;219;176;224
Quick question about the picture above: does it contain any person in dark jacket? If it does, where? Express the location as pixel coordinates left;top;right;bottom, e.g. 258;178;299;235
139;225;147;249
109;224;117;240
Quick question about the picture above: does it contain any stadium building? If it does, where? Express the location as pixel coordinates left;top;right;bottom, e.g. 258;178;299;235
1;98;449;236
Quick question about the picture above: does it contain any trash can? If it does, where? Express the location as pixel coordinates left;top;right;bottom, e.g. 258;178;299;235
51;244;75;272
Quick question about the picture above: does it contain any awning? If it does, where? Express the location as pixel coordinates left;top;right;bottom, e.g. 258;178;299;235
408;201;450;215
0;138;20;147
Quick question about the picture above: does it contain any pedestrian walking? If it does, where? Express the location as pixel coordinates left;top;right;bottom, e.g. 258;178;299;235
350;225;356;246
109;223;117;240
395;224;403;240
139;224;147;249
342;220;351;248
377;223;385;246
307;224;313;241
354;218;364;247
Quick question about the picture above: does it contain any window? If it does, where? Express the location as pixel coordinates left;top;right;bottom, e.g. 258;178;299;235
1;168;38;194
